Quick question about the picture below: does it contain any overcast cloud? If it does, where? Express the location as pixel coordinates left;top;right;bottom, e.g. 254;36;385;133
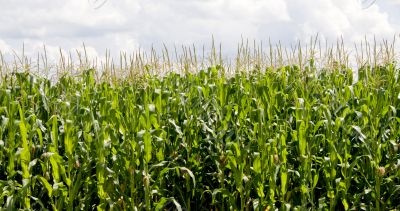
0;0;399;60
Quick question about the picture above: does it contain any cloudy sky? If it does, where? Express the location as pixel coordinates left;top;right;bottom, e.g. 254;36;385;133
0;0;399;60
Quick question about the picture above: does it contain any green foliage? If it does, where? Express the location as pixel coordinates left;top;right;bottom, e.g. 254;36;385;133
0;64;399;210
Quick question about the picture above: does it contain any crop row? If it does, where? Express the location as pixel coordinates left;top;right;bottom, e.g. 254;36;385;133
0;62;399;210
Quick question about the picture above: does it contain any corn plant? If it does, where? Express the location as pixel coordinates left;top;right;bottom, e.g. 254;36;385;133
0;39;400;210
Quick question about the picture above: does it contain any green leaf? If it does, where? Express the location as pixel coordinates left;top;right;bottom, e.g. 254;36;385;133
37;176;53;197
342;199;349;210
281;169;288;195
154;197;182;211
252;156;261;174
144;131;152;162
312;173;319;188
352;125;366;140
180;167;196;188
298;121;306;156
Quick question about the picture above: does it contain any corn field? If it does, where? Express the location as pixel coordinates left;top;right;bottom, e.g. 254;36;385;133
0;39;400;210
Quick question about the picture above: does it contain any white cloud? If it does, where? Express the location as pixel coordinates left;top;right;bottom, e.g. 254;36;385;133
0;39;12;54
0;0;399;60
279;0;396;43
388;0;400;5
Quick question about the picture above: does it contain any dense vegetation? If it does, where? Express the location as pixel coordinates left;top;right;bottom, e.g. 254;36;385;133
0;46;400;210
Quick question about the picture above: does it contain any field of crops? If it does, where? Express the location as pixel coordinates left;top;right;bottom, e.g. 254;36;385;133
0;42;400;210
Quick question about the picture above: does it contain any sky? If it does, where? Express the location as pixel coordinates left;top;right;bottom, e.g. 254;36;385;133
0;0;400;61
